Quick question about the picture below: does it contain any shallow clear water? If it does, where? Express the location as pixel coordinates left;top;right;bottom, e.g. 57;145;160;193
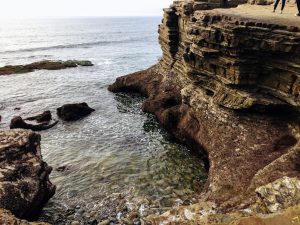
0;18;207;224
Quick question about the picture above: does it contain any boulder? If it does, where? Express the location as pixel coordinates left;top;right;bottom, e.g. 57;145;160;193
25;111;52;123
0;129;56;219
10;116;58;131
57;103;95;121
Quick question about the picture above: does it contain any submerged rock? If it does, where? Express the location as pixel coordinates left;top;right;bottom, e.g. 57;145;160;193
0;60;93;76
25;111;52;123
0;129;56;219
56;164;72;173
57;103;95;121
10;116;58;131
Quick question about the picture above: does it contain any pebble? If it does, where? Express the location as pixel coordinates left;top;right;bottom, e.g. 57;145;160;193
77;209;85;214
67;208;76;215
98;219;110;225
88;219;98;225
89;210;97;217
71;221;80;225
133;218;141;225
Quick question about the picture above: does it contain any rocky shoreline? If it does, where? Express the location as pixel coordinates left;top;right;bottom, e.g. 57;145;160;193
109;0;300;224
1;1;300;225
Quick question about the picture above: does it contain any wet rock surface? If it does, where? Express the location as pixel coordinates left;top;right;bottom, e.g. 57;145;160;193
0;60;93;76
25;111;52;123
0;129;56;219
10;116;58;131
57;103;95;121
109;0;300;223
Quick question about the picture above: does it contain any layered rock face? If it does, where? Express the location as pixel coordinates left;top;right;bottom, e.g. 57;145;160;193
0;129;56;219
160;1;300;112
109;0;300;218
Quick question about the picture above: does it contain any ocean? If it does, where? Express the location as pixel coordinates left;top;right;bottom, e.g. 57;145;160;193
0;18;206;224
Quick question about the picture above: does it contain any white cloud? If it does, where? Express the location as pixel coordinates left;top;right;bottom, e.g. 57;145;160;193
0;0;174;18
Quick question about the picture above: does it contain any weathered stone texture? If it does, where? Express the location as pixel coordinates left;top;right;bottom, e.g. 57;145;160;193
0;129;55;219
109;0;300;223
0;208;50;225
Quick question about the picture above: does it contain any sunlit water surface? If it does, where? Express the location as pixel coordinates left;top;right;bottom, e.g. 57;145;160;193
0;18;207;224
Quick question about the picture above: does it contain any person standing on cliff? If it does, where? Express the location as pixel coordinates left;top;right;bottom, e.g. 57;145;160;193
273;0;286;14
296;0;300;16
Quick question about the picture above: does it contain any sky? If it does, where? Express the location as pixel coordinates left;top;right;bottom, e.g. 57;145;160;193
0;0;174;18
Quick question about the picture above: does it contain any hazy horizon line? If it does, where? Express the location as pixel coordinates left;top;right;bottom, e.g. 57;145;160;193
0;15;164;20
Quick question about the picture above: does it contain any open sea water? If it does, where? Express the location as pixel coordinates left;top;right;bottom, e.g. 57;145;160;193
0;18;207;224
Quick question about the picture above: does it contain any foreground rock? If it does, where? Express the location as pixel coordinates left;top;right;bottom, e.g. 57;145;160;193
109;0;300;222
0;129;56;219
0;60;93;76
145;177;300;224
255;177;300;213
57;103;95;121
146;201;300;225
0;209;50;225
10;116;58;131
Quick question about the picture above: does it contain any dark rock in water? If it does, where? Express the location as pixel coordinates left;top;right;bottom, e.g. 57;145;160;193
10;116;58;131
57;103;95;121
25;111;52;123
14;107;21;111
0;129;56;219
0;60;94;76
56;164;72;172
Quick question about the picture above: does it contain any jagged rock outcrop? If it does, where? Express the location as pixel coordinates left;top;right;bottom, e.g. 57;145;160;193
109;0;300;220
0;129;56;219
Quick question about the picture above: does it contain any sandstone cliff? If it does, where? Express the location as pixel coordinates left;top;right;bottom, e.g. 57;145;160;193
0;129;56;220
109;0;300;223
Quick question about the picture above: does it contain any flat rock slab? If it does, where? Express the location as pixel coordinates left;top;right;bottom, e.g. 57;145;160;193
0;60;93;76
197;4;300;29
